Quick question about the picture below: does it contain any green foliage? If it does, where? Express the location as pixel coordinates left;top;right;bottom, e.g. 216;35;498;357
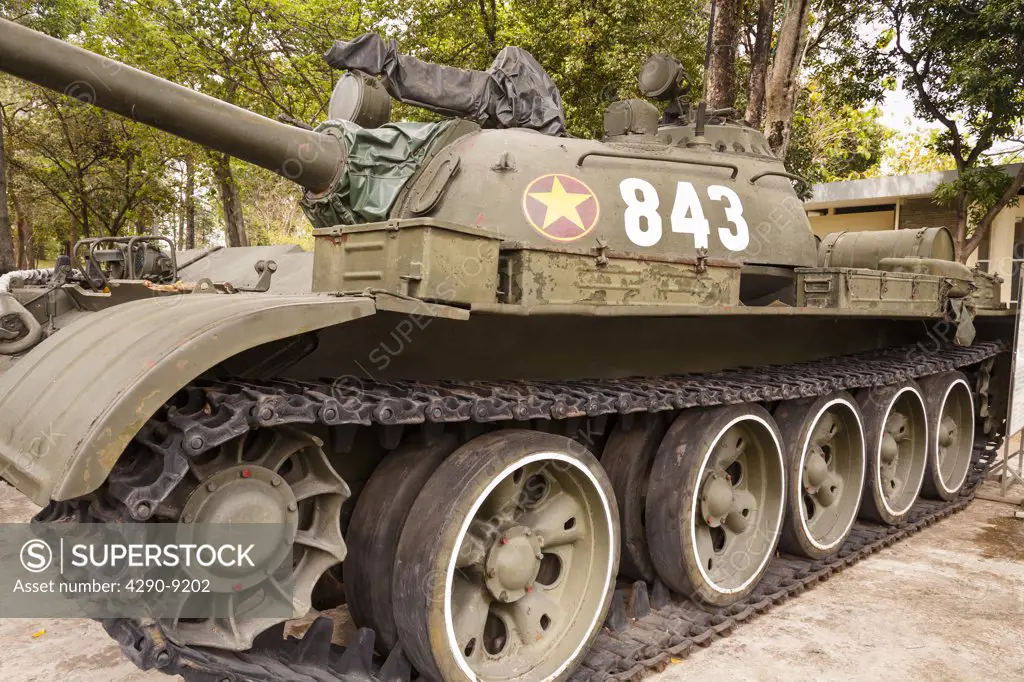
933;165;1021;231
235;164;313;250
786;85;891;186
879;128;956;176
758;0;892;181
803;0;889;109
1;0;715;257
376;0;708;138
884;0;1024;163
2;77;178;242
0;0;95;37
501;0;708;137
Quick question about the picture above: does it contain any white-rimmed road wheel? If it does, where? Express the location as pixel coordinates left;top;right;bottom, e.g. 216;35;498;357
392;430;619;682
919;372;976;501
856;381;928;525
775;392;866;559
646;404;786;607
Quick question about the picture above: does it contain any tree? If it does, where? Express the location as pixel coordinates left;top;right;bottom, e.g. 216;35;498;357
0;102;15;273
185;154;196;249
880;128;956;176
706;0;743;109
0;86;38;268
882;0;1024;262
762;0;812;157
99;0;368;246
735;0;884;161
210;151;248;247
0;0;901;256
476;0;708;137
8;88;175;243
786;86;891;185
744;0;775;127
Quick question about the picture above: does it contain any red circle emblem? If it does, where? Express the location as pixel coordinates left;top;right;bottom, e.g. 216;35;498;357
521;174;600;242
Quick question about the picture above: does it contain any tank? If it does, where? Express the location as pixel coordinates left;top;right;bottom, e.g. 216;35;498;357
0;17;1015;682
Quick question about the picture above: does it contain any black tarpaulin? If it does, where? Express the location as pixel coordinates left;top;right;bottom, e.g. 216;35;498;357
325;33;567;136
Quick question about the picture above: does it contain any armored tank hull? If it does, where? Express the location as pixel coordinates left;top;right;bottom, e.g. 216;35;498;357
0;18;1016;682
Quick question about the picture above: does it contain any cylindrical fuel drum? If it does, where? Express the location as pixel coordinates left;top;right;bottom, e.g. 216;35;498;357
818;226;955;269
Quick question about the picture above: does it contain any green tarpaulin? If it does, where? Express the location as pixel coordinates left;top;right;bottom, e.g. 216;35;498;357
301;118;454;229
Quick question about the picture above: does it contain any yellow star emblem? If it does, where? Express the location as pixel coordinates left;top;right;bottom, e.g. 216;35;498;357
527;176;593;231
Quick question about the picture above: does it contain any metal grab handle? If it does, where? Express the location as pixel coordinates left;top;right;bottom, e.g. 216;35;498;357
576;150;739;179
126;236;178;280
0;294;43;355
73;236;179;290
750;170;808;190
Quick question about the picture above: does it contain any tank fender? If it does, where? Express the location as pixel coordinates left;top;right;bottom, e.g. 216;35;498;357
0;294;381;506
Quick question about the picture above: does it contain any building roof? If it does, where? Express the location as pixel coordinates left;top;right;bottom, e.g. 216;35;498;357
804;163;1023;210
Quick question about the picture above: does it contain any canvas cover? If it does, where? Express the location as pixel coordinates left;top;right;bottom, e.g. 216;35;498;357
301;118;455;228
325;33;566;136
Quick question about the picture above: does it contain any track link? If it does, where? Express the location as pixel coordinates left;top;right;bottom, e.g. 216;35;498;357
37;340;1006;682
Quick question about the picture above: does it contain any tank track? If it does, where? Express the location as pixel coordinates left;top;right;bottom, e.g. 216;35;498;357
38;340;1005;682
588;442;997;682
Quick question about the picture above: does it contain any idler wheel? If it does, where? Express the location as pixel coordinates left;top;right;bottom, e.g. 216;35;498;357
344;431;460;652
919;372;975;500
646;404;786;607
856;381;929;525
392;430;618;681
167;426;350;651
775;392;866;559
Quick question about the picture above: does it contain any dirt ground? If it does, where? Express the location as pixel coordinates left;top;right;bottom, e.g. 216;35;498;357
1;480;1022;682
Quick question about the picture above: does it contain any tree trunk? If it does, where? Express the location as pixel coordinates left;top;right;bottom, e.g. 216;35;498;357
705;0;743;110
6;170;32;269
0;106;16;274
953;182;969;263
14;200;32;269
185;155;196;249
745;0;775;128
477;0;499;60
212;152;248;247
763;0;812;157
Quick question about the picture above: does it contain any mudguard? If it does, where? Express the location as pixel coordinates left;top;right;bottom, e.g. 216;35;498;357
0;293;376;506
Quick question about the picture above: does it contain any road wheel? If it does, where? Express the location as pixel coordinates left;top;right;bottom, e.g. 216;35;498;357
600;412;668;581
393;430;619;682
856;381;928;525
344;431;460;652
775;392;866;559
646;404;786;607
919;372;975;500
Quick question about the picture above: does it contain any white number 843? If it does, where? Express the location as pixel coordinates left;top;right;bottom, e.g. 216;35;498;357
619;178;749;251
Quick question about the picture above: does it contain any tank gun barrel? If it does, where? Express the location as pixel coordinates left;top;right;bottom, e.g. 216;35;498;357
0;19;344;193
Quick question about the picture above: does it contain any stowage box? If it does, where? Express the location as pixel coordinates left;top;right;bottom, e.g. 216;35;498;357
795;267;945;314
312;218;502;305
499;244;741;307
